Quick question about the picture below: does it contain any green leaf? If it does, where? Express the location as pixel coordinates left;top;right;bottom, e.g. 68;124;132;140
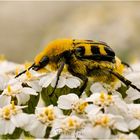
23;94;40;114
41;85;81;106
1;128;22;139
117;84;128;98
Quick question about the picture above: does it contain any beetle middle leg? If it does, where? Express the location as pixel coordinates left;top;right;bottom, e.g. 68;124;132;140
68;66;88;97
49;61;65;97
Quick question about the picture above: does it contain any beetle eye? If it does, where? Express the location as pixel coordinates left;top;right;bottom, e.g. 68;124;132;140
39;56;49;67
75;46;85;57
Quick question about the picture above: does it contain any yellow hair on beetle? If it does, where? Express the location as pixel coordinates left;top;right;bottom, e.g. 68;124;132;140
16;38;140;96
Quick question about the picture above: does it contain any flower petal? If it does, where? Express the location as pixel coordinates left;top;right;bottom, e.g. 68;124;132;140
128;119;140;130
57;93;79;109
22;87;38;95
51;76;66;88
25;116;47;138
0;95;11;107
66;77;80;88
16;93;30;105
91;125;111;139
11;113;30;127
27;81;41;92
0;118;16;135
90;82;107;93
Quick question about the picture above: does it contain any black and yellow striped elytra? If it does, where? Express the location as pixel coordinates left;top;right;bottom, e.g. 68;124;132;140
15;39;140;96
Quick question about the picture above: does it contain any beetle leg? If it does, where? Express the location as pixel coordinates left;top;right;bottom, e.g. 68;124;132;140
121;61;133;71
109;70;140;92
49;61;65;97
68;66;88;97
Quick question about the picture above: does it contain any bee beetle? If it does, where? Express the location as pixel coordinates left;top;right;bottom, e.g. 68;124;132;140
15;39;140;96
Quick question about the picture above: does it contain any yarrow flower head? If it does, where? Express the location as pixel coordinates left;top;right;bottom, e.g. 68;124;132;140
0;101;29;135
50;115;84;139
86;92;128;116
39;72;81;89
0;80;38;106
79;112;129;139
24;105;63;138
57;93;88;114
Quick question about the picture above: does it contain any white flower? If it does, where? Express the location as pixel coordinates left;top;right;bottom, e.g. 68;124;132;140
0;81;38;106
24;105;63;138
0;61;20;75
126;104;140;130
125;71;140;101
16;69;42;92
90;82;108;93
0;101;29;135
79;112;128;139
57;93;88;114
86;92;128;116
39;72;81;89
50;115;84;139
0;74;10;91
111;132;139;140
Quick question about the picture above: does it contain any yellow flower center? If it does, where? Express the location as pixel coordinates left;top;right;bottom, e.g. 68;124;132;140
101;116;110;126
99;92;113;106
2;107;11;119
68;118;76;127
61;117;81;133
37;107;55;124
95;115;110;127
73;100;88;114
2;101;17;119
77;102;88;113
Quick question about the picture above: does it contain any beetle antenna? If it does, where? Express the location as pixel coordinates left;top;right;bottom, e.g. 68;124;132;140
15;63;35;78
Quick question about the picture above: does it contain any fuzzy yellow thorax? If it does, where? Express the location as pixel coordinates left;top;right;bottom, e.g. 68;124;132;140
34;39;73;65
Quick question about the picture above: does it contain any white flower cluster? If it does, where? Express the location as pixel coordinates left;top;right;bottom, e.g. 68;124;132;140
0;59;140;139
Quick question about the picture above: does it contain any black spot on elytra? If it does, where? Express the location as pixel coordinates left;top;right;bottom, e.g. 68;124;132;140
104;47;115;57
91;46;100;54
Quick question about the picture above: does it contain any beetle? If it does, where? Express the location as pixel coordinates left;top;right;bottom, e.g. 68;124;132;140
15;39;140;96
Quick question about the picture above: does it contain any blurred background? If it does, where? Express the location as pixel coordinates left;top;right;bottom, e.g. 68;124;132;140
0;1;140;64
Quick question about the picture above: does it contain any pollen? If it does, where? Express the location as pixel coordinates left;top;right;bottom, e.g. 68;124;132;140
68;118;75;127
73;100;88;114
7;85;12;93
95;115;110;127
11;101;15;110
101;115;110;127
77;102;88;113
15;67;19;76
26;70;32;79
44;107;55;121
24;62;32;69
100;92;105;103
2;107;11;119
37;106;55;124
99;45;107;55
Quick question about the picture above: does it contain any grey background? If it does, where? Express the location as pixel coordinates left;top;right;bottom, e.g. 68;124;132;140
0;1;140;63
